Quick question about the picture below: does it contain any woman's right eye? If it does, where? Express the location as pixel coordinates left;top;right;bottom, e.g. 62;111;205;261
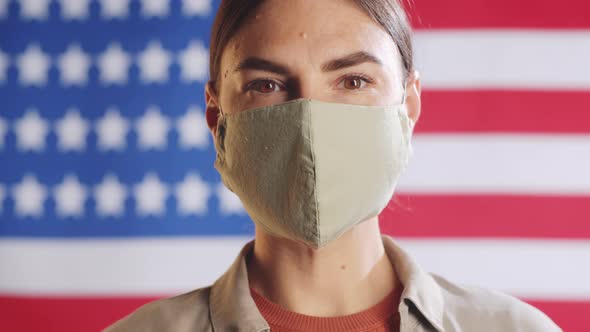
246;79;284;93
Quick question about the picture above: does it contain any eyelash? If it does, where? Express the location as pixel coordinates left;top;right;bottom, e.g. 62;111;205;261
344;73;375;86
244;73;375;93
243;77;285;93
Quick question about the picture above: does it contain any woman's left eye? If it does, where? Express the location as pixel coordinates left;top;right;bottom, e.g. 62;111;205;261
338;75;374;90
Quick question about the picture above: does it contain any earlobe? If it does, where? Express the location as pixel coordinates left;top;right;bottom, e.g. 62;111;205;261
205;81;221;134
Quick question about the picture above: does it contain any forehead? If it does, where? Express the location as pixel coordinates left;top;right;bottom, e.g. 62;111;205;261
221;0;400;71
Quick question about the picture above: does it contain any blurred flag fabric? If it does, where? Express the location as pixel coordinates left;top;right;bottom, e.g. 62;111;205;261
0;0;589;331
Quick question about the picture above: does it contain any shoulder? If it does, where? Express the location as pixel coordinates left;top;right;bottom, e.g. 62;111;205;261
103;286;212;332
429;273;562;332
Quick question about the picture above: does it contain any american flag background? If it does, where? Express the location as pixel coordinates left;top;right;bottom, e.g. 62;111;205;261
0;0;588;331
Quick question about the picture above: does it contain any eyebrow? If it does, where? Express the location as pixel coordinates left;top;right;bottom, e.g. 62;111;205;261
234;51;383;75
234;57;291;75
321;51;383;72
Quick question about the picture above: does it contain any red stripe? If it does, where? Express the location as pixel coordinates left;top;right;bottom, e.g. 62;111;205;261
0;296;160;332
380;194;590;238
0;296;585;331
416;90;590;133
524;299;590;332
405;0;590;29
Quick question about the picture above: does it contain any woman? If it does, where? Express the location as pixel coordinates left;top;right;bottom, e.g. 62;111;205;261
105;0;562;331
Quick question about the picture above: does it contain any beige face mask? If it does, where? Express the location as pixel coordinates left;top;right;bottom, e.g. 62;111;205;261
214;97;414;249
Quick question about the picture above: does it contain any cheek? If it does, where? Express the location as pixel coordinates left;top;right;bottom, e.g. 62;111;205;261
329;88;382;106
217;75;247;114
345;74;399;106
378;66;405;104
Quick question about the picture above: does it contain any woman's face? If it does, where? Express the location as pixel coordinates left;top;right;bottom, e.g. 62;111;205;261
205;0;421;128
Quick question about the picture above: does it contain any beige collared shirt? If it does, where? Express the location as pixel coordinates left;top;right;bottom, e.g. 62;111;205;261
104;235;562;332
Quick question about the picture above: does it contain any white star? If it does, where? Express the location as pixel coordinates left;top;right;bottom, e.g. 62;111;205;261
99;0;130;19
97;43;131;85
95;107;129;151
53;174;87;217
140;0;169;18
16;43;51;86
175;172;210;216
176;105;209;149
94;173;127;217
0;50;9;82
182;0;211;17
136;105;169;150
178;40;208;83
0;0;9;19
134;172;168;216
0;183;5;213
58;0;90;20
216;183;246;216
15;108;49;152
57;44;91;86
55;108;89;152
137;40;171;84
12;174;47;217
0;117;7;149
19;0;50;20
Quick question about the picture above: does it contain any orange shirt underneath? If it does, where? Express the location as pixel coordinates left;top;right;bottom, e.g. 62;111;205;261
250;286;402;332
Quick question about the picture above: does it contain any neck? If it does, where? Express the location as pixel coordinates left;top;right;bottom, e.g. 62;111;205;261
246;217;399;317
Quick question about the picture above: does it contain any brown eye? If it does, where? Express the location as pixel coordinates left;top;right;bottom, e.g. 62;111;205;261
250;80;281;93
339;75;373;90
344;77;363;89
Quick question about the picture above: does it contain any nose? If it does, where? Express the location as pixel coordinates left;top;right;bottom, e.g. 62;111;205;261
287;75;321;101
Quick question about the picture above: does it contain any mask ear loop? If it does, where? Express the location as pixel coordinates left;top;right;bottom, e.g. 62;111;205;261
400;78;408;105
398;77;414;162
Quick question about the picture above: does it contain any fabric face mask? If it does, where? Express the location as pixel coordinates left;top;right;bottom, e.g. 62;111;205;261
214;97;414;249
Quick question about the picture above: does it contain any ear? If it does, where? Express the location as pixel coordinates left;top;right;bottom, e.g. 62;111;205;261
205;80;221;136
405;70;421;126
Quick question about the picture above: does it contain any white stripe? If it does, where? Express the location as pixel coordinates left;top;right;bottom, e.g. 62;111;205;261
0;237;588;300
0;237;249;296
398;134;590;194
414;30;590;89
403;238;590;300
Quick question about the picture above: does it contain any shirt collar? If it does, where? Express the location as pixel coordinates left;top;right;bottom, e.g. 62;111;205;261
382;235;444;331
209;240;269;332
209;235;444;332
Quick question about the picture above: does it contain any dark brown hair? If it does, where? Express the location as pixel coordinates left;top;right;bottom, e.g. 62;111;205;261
208;0;414;93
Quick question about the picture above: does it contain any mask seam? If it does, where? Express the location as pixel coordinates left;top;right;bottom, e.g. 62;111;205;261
307;103;321;247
